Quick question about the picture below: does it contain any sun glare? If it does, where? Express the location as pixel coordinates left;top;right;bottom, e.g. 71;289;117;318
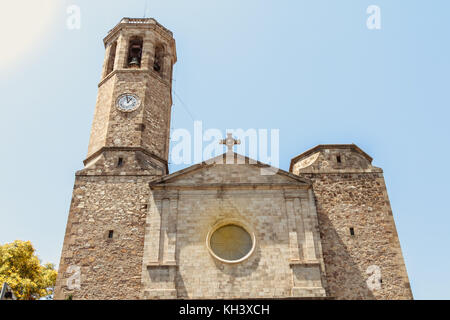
0;0;61;71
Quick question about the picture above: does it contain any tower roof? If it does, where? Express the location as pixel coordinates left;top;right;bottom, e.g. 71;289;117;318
106;17;173;37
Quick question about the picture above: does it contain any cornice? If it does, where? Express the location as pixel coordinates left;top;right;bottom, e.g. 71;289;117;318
83;146;168;172
149;183;311;191
103;18;174;46
98;68;172;88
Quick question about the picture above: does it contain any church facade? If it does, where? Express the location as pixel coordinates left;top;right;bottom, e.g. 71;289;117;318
54;18;412;300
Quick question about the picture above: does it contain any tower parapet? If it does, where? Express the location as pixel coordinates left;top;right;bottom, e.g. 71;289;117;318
290;144;378;174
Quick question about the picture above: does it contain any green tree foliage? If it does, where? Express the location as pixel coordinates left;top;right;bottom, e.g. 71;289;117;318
0;240;57;300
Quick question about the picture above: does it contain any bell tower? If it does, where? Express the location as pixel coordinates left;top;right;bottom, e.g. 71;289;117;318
54;18;177;300
85;18;177;175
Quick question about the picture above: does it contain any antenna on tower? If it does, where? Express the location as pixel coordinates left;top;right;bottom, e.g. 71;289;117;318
143;0;149;18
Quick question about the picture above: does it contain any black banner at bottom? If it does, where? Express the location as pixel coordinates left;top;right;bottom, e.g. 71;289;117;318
0;299;444;318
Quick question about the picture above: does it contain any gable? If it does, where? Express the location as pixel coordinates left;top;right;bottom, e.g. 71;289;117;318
150;153;310;188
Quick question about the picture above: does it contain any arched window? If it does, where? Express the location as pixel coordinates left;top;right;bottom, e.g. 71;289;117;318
105;41;117;75
127;37;143;68
153;44;164;74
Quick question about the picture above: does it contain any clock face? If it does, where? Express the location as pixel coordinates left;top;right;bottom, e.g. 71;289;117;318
117;93;140;112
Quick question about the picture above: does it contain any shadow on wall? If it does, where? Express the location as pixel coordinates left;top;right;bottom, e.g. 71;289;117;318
319;213;375;299
212;244;262;278
174;240;262;299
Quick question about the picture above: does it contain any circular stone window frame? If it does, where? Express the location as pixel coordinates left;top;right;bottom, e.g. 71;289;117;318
206;220;256;265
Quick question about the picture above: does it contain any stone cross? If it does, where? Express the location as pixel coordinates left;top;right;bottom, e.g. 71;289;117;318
220;133;241;152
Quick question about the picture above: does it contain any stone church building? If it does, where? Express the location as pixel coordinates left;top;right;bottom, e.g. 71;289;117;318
54;18;412;300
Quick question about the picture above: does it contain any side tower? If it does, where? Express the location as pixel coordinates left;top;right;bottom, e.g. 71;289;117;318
290;145;413;299
54;18;176;299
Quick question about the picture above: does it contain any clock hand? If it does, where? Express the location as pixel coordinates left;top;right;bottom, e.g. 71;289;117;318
126;95;130;103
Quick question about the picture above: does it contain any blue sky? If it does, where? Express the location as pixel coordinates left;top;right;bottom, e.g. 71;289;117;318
0;0;449;299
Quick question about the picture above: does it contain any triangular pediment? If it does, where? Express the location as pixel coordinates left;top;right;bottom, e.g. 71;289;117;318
149;152;310;187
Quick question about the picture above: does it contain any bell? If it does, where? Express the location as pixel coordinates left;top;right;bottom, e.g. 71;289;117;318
129;56;140;67
153;60;161;72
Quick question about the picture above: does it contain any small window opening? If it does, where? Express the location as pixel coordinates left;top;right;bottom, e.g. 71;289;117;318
336;155;342;163
127;37;143;68
153;45;164;74
108;230;114;239
349;227;355;236
380;278;383;284
117;157;123;167
106;41;117;75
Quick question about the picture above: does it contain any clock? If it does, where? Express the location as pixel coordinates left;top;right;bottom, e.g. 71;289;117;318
116;93;140;112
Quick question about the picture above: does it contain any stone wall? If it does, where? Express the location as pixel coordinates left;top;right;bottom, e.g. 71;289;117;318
291;145;413;299
141;160;328;299
54;175;153;300
86;68;172;163
86;74;114;158
57;17;413;300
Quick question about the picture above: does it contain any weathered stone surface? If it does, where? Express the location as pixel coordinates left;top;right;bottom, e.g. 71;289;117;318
54;19;412;300
141;155;327;299
291;145;413;299
54;176;152;299
54;18;176;300
86;18;176;163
